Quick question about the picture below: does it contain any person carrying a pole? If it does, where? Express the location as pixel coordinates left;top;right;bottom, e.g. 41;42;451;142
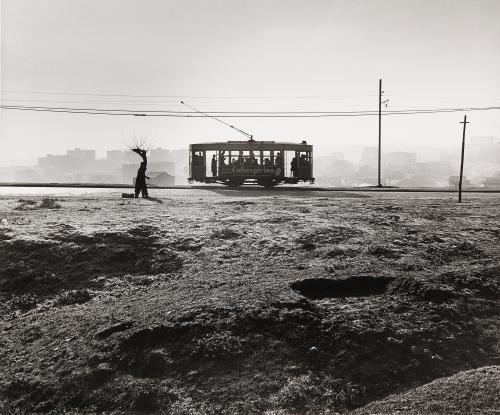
133;148;150;198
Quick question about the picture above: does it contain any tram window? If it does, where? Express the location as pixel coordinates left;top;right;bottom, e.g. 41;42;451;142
239;150;253;167
229;151;245;168
219;151;227;166
262;150;271;166
250;152;259;166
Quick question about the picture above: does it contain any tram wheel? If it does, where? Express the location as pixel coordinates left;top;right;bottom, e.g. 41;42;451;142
259;179;279;188
227;179;245;187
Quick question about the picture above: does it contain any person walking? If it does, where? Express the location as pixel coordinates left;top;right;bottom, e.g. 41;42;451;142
133;148;150;198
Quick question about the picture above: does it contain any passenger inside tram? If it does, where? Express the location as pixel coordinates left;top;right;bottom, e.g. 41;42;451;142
300;154;311;167
291;156;298;177
192;152;204;166
219;151;226;166
275;152;283;165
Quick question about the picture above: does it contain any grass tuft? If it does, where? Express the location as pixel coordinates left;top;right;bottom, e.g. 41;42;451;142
211;227;240;239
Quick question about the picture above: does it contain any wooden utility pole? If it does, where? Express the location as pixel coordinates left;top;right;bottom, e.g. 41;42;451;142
378;78;382;187
458;115;469;203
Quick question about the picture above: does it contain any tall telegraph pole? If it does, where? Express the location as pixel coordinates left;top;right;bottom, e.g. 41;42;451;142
458;115;469;203
378;79;382;187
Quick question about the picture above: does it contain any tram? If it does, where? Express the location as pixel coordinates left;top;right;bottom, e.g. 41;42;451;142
189;140;314;187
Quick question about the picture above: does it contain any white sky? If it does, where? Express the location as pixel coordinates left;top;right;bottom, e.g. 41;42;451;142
1;0;500;163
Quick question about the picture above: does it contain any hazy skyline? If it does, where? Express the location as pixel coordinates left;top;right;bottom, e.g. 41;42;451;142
1;0;500;163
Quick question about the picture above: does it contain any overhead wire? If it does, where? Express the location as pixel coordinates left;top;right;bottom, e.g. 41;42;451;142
2;104;500;117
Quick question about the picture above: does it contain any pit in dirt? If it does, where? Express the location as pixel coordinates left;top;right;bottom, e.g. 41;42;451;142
291;276;394;299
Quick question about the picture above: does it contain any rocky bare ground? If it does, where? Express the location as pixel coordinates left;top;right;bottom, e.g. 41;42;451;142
0;191;499;414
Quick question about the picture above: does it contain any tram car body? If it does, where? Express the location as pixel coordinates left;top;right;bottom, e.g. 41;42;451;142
189;140;314;187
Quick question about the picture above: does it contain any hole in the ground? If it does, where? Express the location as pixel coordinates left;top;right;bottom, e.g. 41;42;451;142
290;276;394;299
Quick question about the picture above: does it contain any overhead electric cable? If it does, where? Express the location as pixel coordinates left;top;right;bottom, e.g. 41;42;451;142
2;104;500;117
4;90;499;102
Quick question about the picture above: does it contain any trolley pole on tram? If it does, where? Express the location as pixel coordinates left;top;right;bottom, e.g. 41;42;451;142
458;115;468;203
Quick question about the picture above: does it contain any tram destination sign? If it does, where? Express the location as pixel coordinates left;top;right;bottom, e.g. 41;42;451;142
222;166;283;177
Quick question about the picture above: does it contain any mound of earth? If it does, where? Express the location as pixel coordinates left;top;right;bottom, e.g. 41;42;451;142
0;193;499;414
0;224;182;299
353;366;500;415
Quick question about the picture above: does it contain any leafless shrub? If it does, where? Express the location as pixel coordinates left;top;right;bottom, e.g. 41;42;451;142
14;198;61;210
14;199;38;210
17;199;36;205
40;198;61;209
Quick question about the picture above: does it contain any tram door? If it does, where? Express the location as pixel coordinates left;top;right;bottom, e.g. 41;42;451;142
205;151;218;178
191;150;206;180
296;151;312;179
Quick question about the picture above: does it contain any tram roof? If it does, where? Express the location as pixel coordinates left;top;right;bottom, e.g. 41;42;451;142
189;140;313;152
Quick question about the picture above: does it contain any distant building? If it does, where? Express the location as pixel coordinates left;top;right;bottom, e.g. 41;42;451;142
360;147;378;167
122;163;139;185
313;155;348;177
386;152;416;167
38;154;72;170
416;161;452;178
147;172;175;186
25;146;189;185
469;136;498;146
449;176;471;188
88;174;119;183
468;137;500;168
122;158;177;185
106;150;125;163
314;158;355;186
357;164;377;178
67;148;95;163
148;161;175;176
329;152;344;161
150;148;171;162
38;148;96;172
109;150;140;163
13;169;39;182
482;174;500;188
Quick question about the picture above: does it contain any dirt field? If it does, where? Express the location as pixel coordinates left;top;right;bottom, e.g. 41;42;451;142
0;189;499;414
